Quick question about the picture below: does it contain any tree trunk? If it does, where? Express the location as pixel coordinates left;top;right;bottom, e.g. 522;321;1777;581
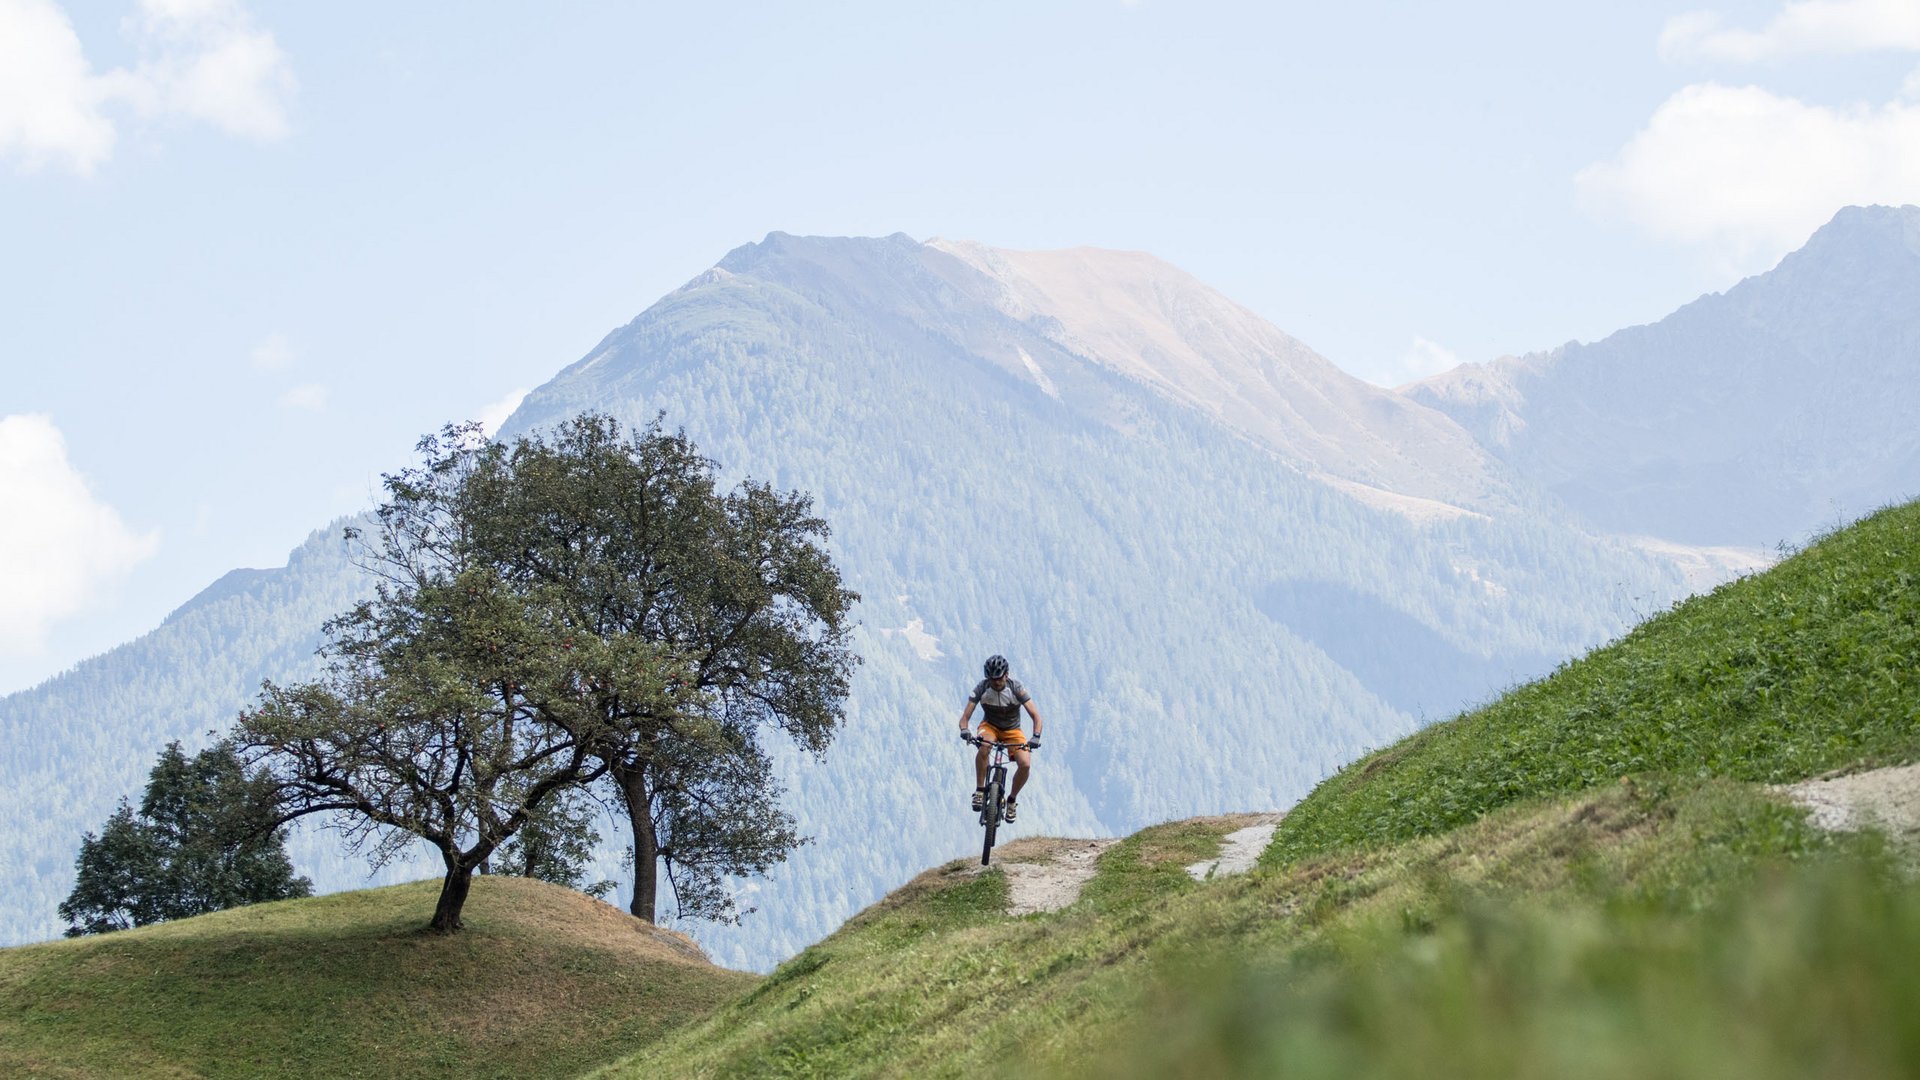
616;761;659;923
430;859;476;933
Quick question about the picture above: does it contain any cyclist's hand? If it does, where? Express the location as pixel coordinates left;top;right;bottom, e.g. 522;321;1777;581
1028;740;1042;750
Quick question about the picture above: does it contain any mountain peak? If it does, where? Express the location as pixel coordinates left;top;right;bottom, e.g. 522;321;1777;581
1773;203;1920;276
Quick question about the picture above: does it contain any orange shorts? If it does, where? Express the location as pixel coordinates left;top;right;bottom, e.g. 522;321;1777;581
976;723;1028;749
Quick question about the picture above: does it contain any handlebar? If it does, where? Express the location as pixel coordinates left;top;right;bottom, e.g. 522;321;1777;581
962;733;1041;750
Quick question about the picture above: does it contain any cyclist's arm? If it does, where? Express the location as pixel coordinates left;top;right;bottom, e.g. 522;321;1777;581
1023;699;1043;740
958;698;977;733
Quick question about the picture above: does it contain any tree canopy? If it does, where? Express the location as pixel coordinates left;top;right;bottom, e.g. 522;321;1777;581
237;414;858;931
456;413;859;923
59;741;311;936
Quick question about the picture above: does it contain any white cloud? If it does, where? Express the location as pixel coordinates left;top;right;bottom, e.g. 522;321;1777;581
279;383;328;411
1576;82;1920;271
250;332;293;371
1660;0;1920;62
0;0;118;172
0;0;292;175
475;387;530;437
0;414;158;657
1364;337;1461;388
122;0;295;141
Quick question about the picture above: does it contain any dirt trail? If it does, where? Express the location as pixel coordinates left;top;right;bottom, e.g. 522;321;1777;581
1185;813;1285;881
971;813;1285;916
1778;761;1920;844
1000;840;1118;916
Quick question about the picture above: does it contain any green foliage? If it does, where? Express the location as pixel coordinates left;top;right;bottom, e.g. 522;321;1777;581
1266;499;1920;867
488;792;613;898
236;413;858;934
1081;853;1920;1080
58;741;311;936
238;423;629;932
456;412;858;925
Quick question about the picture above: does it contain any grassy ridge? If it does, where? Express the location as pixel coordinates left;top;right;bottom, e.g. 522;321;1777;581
0;876;752;1079
604;782;1868;1078
600;498;1920;1078
1268;500;1920;867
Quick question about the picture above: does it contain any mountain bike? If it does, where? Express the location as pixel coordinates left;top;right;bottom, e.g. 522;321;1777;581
963;733;1038;866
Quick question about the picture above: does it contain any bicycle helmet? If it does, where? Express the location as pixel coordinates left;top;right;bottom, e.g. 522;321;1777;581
983;655;1009;678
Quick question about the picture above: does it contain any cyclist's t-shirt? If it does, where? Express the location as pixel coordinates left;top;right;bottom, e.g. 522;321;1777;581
970;678;1032;730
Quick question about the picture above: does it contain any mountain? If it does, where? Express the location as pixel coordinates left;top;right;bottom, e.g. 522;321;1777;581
3;230;1725;970
1407;205;1920;549
922;239;1527;519
502;231;1687;965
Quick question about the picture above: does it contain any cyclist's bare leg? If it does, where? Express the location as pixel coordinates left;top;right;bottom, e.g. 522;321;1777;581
974;742;990;789
1008;746;1032;801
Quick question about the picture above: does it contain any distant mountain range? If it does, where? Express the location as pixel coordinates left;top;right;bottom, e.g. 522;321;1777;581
4;206;1913;969
1408;204;1920;548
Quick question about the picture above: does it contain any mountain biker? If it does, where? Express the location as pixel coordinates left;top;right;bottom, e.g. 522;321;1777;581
958;655;1044;823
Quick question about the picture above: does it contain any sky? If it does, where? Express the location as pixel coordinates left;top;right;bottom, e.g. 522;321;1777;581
3;0;1920;695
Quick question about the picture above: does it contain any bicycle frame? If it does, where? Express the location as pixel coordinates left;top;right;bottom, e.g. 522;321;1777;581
965;734;1031;866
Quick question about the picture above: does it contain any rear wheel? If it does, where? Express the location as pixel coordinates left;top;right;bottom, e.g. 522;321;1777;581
981;778;1003;865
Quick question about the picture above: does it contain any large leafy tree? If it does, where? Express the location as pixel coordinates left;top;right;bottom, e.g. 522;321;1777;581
457;412;859;923
59;741;312;936
239;415;856;931
237;425;631;932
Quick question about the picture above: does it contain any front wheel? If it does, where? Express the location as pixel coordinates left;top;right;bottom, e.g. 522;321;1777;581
981;780;1003;865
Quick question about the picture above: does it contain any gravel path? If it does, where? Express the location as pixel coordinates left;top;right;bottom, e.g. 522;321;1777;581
1778;761;1920;842
970;815;1288;918
990;840;1118;916
1185;814;1285;881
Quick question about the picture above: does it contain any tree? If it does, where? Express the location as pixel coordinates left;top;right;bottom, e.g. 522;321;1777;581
456;413;858;923
59;741;311;936
489;791;614;898
236;415;855;931
237;425;628;932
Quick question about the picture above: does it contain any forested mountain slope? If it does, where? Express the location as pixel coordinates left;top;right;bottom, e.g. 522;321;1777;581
1407;204;1920;548
4;233;1693;970
0;520;442;947
504;232;1689;966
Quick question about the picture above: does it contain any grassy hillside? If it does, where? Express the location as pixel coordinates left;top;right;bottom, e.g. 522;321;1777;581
604;783;1909;1078
0;876;753;1079
1268;498;1920;867
598;499;1920;1078
11;503;1915;1078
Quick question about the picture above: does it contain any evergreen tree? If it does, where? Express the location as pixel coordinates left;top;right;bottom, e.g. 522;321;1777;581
59;741;311;936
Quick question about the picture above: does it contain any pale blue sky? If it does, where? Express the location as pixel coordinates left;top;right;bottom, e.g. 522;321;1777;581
4;0;1919;693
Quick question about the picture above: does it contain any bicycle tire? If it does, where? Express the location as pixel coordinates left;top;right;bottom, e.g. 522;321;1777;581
981;778;1003;865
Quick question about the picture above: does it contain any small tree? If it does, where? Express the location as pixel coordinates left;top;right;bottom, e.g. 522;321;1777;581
59;741;311;936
